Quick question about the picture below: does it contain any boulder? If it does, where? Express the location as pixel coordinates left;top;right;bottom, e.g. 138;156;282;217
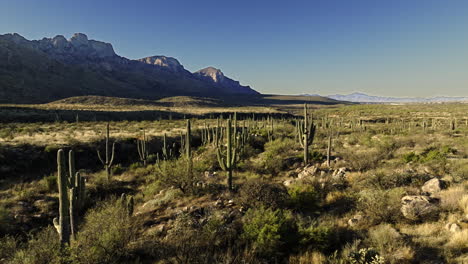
445;223;461;233
401;195;439;221
298;165;317;179
421;178;445;194
332;167;347;180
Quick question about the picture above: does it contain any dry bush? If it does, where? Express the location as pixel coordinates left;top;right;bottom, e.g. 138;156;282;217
367;224;414;264
238;180;289;209
440;185;467;212
357;188;406;224
445;229;468;252
289;251;327;264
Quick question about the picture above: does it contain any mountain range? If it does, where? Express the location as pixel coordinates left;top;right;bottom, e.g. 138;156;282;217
0;33;258;103
307;92;468;103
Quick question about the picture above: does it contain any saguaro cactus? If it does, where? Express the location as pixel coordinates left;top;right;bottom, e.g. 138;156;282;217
97;123;115;181
326;128;333;168
298;104;316;165
137;130;149;166
216;119;242;190
297;104;316;165
54;150;86;243
53;149;71;245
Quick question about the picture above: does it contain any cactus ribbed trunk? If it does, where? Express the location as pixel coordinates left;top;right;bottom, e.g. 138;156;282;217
56;149;70;245
226;119;233;189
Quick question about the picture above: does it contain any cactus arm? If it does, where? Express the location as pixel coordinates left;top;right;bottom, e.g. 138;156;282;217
109;142;116;166
97;149;105;165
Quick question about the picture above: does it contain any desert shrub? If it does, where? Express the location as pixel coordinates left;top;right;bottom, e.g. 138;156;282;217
0;206;14;235
440;185;467;212
401;146;454;174
39;174;57;193
344;149;384;172
360;170;431;189
162;211;241;263
258;138;297;175
287;184;320;212
367;224;414;263
357;188;406;224
111;164;125;175
444;229;468;253
238;180;289;209
0;236;19;261
71;198;139;263
402;152;419;163
241;206;296;257
347;248;385;264
193;147;219;172
450;161;468;182
10;226;63;264
297;222;331;252
154;158;200;194
289;250;327;264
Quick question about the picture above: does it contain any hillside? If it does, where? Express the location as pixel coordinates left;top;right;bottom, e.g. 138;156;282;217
0;33;258;104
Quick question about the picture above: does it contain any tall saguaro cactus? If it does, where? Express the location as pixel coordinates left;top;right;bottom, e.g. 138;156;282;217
97;123;115;181
54;149;86;243
216;119;242;190
54;149;71;245
54;149;86;244
297;104;316;165
137;130;149;166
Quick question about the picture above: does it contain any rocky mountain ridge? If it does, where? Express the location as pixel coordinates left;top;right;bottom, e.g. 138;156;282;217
0;32;258;103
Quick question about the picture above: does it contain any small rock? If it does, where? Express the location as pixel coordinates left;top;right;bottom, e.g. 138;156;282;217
348;214;363;227
283;179;294;186
401;195;440;221
332;167;347;180
298;165;318;179
445;223;461;233
421;178;445;194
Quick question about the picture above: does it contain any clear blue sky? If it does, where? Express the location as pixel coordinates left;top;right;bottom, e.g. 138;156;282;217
1;0;468;96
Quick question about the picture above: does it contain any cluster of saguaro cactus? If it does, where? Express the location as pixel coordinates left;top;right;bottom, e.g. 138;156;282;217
326;127;333;168
216;118;243;190
120;193;134;216
266;116;274;142
297;104;316;165
201;122;213;146
54;149;86;245
137;129;149;166
161;133;174;160
97;123;116;181
180;120;193;173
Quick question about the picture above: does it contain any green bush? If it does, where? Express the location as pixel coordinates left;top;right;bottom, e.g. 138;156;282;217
0;206;14;235
39;174;57;193
155;158;200;194
239;180;289;209
288;184;320;212
357;188;406;224
241;206;295;256
71;198;139;263
0;236;19;261
10;227;63;264
259;138;297;175
298;223;331;252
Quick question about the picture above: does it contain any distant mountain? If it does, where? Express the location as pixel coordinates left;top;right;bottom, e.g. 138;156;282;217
307;92;468;103
0;33;258;103
193;67;257;95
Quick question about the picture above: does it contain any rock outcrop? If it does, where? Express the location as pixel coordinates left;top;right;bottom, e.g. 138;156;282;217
0;32;260;103
401;195;440;221
194;67;258;95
